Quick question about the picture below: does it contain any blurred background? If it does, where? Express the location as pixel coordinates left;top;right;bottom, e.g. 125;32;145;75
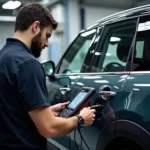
0;0;150;65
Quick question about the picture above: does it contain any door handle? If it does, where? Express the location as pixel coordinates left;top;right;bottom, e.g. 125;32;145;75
59;87;70;95
99;91;116;100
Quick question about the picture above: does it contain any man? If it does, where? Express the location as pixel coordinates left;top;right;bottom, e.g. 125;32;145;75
0;3;96;150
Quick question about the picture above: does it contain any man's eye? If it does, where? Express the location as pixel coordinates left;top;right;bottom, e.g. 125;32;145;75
46;34;51;38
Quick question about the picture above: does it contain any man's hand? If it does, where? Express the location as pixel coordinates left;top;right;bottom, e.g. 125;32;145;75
79;107;96;126
51;101;70;116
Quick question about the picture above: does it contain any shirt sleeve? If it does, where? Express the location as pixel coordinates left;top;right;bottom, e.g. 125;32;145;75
16;59;50;112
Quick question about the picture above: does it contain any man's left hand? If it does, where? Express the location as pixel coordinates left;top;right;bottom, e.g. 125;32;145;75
51;101;70;116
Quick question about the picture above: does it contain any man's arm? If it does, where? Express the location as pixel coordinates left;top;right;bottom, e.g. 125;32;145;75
29;106;95;139
16;60;95;138
29;106;78;138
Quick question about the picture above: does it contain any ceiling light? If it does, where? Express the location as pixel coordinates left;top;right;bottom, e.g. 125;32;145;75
138;21;150;31
94;80;109;83
110;37;121;42
0;16;16;22
2;1;21;10
133;88;139;91
76;82;84;86
95;52;101;55
82;76;102;79
106;53;111;56
134;84;150;87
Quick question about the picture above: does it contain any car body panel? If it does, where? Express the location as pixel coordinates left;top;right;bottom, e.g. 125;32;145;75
47;72;130;149
45;4;150;150
46;74;80;105
116;72;150;132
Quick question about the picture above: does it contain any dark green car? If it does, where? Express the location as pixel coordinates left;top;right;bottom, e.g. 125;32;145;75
43;4;150;150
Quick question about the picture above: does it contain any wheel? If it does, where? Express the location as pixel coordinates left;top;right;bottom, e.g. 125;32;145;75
119;149;131;150
104;138;143;150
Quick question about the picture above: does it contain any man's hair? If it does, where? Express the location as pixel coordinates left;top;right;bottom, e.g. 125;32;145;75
15;3;58;31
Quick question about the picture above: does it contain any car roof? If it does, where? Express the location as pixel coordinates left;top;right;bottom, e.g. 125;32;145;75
82;4;150;32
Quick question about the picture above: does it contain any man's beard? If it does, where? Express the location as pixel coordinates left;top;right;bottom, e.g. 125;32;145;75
31;32;42;58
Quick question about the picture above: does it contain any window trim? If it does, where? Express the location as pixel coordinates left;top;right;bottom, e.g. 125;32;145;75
55;28;98;74
89;17;139;73
82;26;104;73
125;17;140;71
130;15;150;72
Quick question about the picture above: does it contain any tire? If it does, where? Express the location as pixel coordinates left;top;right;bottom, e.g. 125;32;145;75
104;138;143;150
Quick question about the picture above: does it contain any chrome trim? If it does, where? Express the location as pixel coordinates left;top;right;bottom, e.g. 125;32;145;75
57;71;150;76
130;71;150;74
95;4;150;25
57;71;130;76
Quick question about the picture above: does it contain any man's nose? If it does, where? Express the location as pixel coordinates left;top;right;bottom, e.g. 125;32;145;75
44;41;48;47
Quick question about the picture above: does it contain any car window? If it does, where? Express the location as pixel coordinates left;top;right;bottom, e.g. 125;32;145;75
135;41;144;58
132;15;150;71
90;19;137;72
58;29;96;74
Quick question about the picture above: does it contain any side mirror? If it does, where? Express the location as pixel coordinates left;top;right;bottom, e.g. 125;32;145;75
57;77;71;87
42;61;71;86
42;61;55;76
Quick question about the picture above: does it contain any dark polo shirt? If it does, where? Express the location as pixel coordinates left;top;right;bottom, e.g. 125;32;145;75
0;38;50;150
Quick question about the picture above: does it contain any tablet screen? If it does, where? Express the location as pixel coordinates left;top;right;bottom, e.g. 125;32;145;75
67;91;88;109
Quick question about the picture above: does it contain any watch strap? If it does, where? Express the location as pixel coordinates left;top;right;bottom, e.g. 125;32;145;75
76;114;84;128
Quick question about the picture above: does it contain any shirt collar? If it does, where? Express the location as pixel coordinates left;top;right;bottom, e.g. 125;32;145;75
6;38;33;55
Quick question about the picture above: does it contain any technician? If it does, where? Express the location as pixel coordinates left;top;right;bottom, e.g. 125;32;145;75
0;3;96;150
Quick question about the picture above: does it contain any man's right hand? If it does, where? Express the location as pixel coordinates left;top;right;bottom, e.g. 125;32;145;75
79;107;96;126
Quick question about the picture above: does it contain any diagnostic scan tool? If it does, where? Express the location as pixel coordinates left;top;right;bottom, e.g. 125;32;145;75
58;87;96;118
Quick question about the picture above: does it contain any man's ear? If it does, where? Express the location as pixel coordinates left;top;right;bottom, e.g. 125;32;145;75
32;21;40;35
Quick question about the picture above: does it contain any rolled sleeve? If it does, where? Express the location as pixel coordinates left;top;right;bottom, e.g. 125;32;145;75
16;59;50;112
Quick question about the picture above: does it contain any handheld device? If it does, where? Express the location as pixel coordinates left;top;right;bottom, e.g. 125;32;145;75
58;87;96;118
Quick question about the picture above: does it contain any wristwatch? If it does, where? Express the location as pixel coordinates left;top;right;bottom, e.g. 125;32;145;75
76;115;84;128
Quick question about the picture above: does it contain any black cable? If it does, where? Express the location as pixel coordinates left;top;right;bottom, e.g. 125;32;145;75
74;129;78;149
77;128;91;150
74;129;82;150
79;130;83;149
68;133;71;150
74;127;91;150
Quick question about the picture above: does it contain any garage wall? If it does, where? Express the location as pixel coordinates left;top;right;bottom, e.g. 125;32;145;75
0;22;14;49
84;6;123;27
65;0;80;46
67;4;124;46
0;3;125;64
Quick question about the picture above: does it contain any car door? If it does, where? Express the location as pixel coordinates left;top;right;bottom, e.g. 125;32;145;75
115;15;150;150
46;28;98;149
65;18;138;150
